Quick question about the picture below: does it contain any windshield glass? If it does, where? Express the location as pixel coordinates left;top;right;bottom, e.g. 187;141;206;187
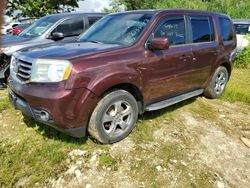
80;13;153;46
235;24;250;35
20;16;59;38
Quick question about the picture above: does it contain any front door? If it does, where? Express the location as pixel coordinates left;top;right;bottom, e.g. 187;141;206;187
140;15;196;103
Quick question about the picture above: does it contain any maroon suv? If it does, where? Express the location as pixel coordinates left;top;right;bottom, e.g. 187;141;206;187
8;10;236;144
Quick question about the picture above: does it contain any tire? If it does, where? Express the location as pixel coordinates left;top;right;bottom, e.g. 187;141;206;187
204;66;229;99
88;90;139;144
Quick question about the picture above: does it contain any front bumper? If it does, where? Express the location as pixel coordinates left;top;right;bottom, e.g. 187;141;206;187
8;78;98;138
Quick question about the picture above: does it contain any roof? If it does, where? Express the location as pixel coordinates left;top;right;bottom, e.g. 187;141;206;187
233;19;250;24
44;12;106;19
109;9;230;18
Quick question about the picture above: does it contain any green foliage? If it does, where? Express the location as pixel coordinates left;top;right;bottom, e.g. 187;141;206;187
6;0;82;18
99;153;117;168
221;68;250;104
234;36;250;68
110;0;250;18
0;92;9;112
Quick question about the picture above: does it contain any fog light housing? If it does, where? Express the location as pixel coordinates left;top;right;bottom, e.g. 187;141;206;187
40;110;50;122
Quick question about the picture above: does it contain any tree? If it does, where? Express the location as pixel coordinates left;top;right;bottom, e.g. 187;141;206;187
6;0;83;18
109;0;158;11
109;0;250;18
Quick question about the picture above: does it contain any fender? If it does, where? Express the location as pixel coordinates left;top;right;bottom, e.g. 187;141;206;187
86;71;141;97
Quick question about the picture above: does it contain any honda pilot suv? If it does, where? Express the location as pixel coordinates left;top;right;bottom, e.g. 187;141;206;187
8;10;236;144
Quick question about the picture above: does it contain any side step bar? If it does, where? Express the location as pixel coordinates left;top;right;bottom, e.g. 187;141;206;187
145;89;204;111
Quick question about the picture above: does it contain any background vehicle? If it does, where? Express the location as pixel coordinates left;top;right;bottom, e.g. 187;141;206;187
233;19;250;51
12;23;32;35
8;10;236;144
2;22;20;35
0;12;105;87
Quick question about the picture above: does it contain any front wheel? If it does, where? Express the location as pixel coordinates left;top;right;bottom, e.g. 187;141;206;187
88;90;138;144
204;66;229;99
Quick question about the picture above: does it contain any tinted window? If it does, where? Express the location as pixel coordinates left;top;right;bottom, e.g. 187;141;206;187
154;16;186;45
234;24;250;35
52;17;84;37
190;16;215;43
88;17;102;26
219;18;233;41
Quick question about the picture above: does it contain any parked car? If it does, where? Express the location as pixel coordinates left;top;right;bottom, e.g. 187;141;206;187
233;19;250;51
2;22;20;35
12;23;32;35
8;10;236;144
0;12;105;87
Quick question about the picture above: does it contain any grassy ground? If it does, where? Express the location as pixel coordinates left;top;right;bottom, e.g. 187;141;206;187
221;68;250;103
0;68;249;187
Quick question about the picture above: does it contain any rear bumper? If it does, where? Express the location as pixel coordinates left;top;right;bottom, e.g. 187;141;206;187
8;78;98;138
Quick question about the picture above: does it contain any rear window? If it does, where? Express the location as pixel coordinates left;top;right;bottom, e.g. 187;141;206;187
190;16;215;43
219;18;234;41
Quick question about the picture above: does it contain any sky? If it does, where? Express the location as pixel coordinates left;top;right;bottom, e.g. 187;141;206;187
75;0;112;12
4;0;113;23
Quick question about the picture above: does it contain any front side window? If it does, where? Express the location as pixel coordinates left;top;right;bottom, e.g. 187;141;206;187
52;17;84;37
219;18;233;41
20;16;59;38
190;16;215;43
154;16;186;46
80;13;153;46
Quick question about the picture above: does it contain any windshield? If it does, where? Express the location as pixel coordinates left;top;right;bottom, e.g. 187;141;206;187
80;13;153;46
20;16;59;38
235;24;250;35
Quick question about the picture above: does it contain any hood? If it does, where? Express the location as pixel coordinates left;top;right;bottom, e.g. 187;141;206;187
18;42;122;59
2;35;33;46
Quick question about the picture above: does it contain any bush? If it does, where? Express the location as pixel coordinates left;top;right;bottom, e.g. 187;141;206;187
234;35;250;68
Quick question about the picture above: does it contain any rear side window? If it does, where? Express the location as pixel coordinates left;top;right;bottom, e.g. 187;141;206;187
52;17;84;37
154;16;186;46
190;16;215;43
88;17;102;26
219;18;233;41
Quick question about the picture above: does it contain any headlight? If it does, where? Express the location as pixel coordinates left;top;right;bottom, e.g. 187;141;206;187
30;59;72;83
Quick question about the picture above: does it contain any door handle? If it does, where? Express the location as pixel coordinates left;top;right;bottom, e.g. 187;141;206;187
211;50;219;56
179;55;191;62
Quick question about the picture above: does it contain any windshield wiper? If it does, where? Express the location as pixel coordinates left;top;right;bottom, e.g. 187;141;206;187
88;40;104;44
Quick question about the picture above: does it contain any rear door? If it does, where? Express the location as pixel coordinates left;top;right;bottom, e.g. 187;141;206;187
140;15;197;102
187;15;218;87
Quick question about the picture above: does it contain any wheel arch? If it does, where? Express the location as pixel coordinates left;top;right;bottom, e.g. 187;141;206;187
97;83;144;114
220;61;232;78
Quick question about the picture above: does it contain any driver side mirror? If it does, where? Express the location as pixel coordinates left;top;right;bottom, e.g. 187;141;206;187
148;37;170;50
51;32;64;41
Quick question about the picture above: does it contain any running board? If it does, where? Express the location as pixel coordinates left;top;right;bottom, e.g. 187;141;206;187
145;89;204;111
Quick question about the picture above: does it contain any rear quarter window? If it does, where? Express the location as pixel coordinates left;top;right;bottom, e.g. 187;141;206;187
219;18;234;41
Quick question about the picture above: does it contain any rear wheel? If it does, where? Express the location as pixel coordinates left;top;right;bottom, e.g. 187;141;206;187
88;90;138;144
204;66;229;99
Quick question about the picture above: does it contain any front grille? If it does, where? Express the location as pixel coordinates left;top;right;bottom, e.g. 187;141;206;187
16;59;32;82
